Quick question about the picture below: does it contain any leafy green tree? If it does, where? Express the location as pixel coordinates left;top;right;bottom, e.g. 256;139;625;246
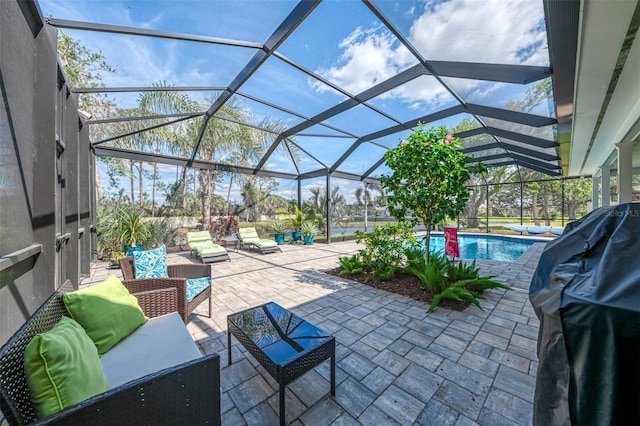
239;176;279;222
557;178;592;220
57;31;116;199
380;125;483;263
57;31;115;111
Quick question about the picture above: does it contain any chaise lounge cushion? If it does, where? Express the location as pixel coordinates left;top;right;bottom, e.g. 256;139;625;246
99;312;202;388
24;316;110;418
197;244;228;257
63;275;148;355
133;245;168;278
187;231;212;244
251;239;278;248
238;228;278;248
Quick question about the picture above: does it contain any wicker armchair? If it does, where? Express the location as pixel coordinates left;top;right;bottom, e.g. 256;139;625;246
119;257;212;323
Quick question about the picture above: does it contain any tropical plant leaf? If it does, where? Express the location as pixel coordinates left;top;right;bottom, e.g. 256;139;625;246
468;278;511;293
338;254;366;276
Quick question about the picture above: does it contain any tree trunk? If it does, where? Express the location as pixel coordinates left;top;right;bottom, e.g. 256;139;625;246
200;169;213;228
226;173;234;215
542;188;551;226
151;163;157;216
95;168;104;200
138;161;144;209
129;161;135;208
567;201;577;220
464;186;485;228
423;227;431;266
181;166;188;210
532;192;540;226
364;201;368;232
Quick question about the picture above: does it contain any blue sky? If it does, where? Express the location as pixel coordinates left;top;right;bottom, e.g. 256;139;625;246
38;0;552;205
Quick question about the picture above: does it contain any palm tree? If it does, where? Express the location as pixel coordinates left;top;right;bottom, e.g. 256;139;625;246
106;107;153;208
192;98;267;226
137;83;202;211
308;185;346;233
355;182;381;231
220;118;298;219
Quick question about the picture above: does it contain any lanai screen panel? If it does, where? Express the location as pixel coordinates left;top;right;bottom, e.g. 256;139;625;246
37;0;561;179
336;143;388;175
56;30;259;90
367;75;461;123
294;135;356;170
40;0;298;41
375;0;550;66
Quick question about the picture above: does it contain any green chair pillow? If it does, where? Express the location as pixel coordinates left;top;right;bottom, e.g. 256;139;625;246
63;275;148;355
24;316;110;419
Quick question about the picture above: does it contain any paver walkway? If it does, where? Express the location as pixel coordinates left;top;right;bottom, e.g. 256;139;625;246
85;239;546;426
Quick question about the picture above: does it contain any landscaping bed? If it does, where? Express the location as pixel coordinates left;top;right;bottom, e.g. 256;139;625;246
325;267;468;312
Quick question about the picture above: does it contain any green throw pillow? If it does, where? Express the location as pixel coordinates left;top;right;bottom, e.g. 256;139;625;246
24;316;110;419
63;275;148;355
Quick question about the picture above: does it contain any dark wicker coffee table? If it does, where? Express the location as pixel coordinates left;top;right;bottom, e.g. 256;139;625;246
227;302;335;426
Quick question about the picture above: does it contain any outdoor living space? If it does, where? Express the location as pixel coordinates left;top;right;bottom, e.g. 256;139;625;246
84;240;545;425
4;0;640;424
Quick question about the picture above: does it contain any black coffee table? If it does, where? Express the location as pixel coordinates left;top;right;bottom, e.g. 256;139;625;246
227;302;335;425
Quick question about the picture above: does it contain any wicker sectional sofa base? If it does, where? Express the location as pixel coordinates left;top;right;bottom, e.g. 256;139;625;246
0;281;221;425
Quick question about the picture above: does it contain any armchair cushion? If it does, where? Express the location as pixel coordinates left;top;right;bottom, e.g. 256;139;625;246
24;316;110;418
63;275;148;355
186;277;211;303
133;245;168;279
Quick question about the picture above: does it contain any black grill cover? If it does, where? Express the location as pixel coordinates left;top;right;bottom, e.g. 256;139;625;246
530;203;640;426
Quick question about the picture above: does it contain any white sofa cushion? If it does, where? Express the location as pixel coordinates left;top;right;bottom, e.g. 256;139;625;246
100;312;202;388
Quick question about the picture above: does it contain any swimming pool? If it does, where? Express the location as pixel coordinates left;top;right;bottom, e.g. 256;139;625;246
427;234;537;261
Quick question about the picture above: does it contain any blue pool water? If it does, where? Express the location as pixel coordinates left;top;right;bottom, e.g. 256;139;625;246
427;234;535;261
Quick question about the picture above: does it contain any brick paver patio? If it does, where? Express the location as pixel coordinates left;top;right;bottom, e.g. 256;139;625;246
85;239;546;426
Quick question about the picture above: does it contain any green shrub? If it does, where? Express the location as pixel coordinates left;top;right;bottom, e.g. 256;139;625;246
338;254;365;276
356;223;419;281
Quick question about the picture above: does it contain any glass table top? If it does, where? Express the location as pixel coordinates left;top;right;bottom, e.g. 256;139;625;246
228;302;333;366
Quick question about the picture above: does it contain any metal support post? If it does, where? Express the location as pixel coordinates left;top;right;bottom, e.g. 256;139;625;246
326;173;332;243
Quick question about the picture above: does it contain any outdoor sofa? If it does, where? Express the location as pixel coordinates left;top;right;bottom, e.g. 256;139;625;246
0;279;220;425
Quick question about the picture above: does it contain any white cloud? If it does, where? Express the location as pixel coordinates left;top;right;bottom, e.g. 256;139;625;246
313;25;415;95
313;0;548;108
409;0;547;65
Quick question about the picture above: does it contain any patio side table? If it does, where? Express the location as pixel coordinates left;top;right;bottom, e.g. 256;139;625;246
221;234;239;252
227;302;335;426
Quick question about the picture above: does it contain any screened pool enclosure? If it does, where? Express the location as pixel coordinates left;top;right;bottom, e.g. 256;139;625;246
35;0;580;240
3;0;639;345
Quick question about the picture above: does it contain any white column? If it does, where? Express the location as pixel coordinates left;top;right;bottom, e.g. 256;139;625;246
616;141;634;203
601;166;610;207
592;175;599;210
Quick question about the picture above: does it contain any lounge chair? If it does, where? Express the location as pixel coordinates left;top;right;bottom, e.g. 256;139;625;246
186;231;231;263
506;224;528;233
237;227;282;254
